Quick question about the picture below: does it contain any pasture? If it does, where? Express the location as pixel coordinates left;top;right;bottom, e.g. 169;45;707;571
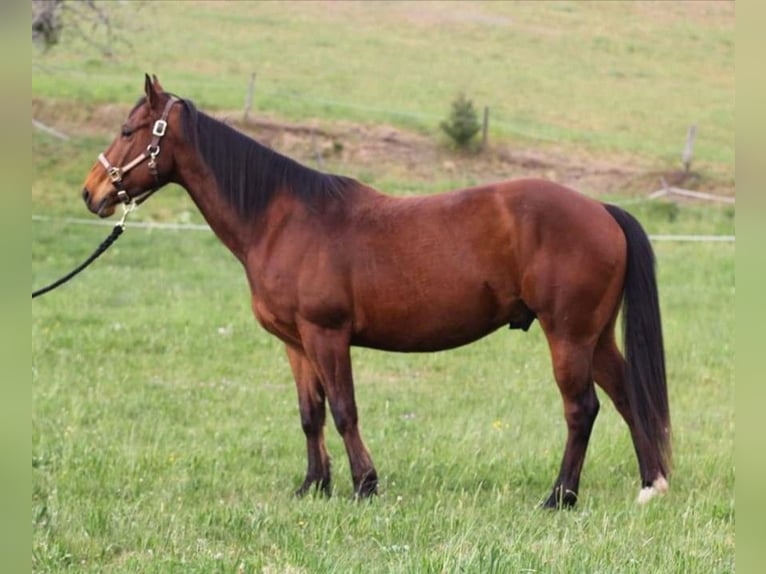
33;2;734;572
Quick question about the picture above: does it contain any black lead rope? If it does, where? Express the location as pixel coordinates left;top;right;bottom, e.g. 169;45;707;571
32;224;125;299
32;199;141;299
35;108;169;300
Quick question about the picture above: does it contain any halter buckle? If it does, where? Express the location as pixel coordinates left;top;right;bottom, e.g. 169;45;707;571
147;144;160;170
117;197;137;228
116;189;131;204
108;166;122;183
152;119;167;137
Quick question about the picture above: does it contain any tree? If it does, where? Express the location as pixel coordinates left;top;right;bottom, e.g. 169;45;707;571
32;0;123;56
439;92;481;150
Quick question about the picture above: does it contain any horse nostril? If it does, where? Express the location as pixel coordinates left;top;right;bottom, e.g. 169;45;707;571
82;188;91;204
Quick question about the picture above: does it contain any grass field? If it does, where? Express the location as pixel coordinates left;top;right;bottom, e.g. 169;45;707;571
33;2;734;572
32;221;734;573
32;1;734;174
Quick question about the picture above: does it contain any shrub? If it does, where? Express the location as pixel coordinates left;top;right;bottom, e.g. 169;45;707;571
440;93;481;149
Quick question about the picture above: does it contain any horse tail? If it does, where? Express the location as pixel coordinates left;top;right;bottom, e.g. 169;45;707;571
604;204;672;477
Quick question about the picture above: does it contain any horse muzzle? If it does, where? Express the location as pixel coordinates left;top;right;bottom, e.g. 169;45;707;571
82;187;118;218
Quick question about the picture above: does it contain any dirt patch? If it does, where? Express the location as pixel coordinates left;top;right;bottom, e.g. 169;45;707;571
229;115;732;199
32;97;734;200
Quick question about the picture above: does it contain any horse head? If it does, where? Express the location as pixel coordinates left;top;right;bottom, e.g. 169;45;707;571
82;74;181;217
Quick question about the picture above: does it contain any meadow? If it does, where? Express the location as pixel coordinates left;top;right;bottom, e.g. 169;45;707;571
32;1;734;176
33;2;734;572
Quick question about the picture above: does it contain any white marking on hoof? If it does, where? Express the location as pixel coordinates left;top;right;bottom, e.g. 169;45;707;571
654;475;669;494
637;476;669;505
637;486;657;504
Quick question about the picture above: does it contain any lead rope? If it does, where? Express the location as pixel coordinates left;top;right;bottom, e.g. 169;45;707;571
32;201;136;299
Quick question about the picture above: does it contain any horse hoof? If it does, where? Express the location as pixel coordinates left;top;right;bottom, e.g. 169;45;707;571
295;477;331;498
354;471;378;499
540;487;578;510
637;475;669;505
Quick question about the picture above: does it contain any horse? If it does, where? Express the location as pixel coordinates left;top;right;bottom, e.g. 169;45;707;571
81;75;671;508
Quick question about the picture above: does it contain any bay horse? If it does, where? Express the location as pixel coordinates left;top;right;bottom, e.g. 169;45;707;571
81;75;671;508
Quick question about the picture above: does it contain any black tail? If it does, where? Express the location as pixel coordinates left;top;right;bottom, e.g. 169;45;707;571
604;204;671;477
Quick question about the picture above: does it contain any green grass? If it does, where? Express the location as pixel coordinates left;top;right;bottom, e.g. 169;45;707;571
31;128;735;237
32;139;734;573
32;218;734;573
32;3;734;571
32;1;734;174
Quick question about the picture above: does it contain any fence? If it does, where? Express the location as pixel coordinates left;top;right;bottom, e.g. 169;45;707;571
31;215;735;243
33;68;735;205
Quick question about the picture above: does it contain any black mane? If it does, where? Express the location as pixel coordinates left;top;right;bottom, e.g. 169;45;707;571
177;99;353;219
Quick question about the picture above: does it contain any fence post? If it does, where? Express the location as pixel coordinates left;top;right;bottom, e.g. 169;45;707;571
311;128;325;170
244;72;256;123
682;124;696;173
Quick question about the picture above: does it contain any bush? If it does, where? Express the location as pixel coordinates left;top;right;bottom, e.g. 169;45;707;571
440;93;481;149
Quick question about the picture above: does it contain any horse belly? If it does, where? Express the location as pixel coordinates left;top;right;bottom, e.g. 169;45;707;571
352;278;524;352
348;187;531;351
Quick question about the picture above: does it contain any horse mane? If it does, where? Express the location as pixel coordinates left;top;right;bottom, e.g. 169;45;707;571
176;98;353;218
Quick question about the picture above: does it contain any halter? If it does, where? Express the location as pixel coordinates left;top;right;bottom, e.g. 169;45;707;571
97;96;179;205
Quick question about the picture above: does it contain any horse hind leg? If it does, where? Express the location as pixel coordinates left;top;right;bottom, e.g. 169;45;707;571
542;337;600;509
285;345;332;497
593;332;669;504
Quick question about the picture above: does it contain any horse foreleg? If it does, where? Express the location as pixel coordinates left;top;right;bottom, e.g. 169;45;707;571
285;344;331;497
542;338;599;509
298;323;378;498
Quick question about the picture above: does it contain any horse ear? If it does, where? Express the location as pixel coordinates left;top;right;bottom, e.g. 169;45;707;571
151;74;165;93
144;73;156;108
144;73;163;109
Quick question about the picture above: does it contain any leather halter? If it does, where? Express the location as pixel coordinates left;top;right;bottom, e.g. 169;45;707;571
97;96;179;205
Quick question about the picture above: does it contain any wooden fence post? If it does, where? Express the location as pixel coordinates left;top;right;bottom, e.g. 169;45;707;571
244;72;256;123
311;128;325;170
682;124;697;173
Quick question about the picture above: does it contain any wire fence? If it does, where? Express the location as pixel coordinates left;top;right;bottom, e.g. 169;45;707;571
33;68;735;206
31;66;582;144
31;215;735;243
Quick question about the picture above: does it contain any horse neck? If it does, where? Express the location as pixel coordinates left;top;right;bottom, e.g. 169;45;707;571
170;112;354;263
173;150;252;262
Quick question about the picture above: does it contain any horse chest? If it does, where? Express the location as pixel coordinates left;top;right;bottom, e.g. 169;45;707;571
245;265;299;339
251;296;301;346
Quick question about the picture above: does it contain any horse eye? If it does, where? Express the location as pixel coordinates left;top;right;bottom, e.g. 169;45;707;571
121;126;133;138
